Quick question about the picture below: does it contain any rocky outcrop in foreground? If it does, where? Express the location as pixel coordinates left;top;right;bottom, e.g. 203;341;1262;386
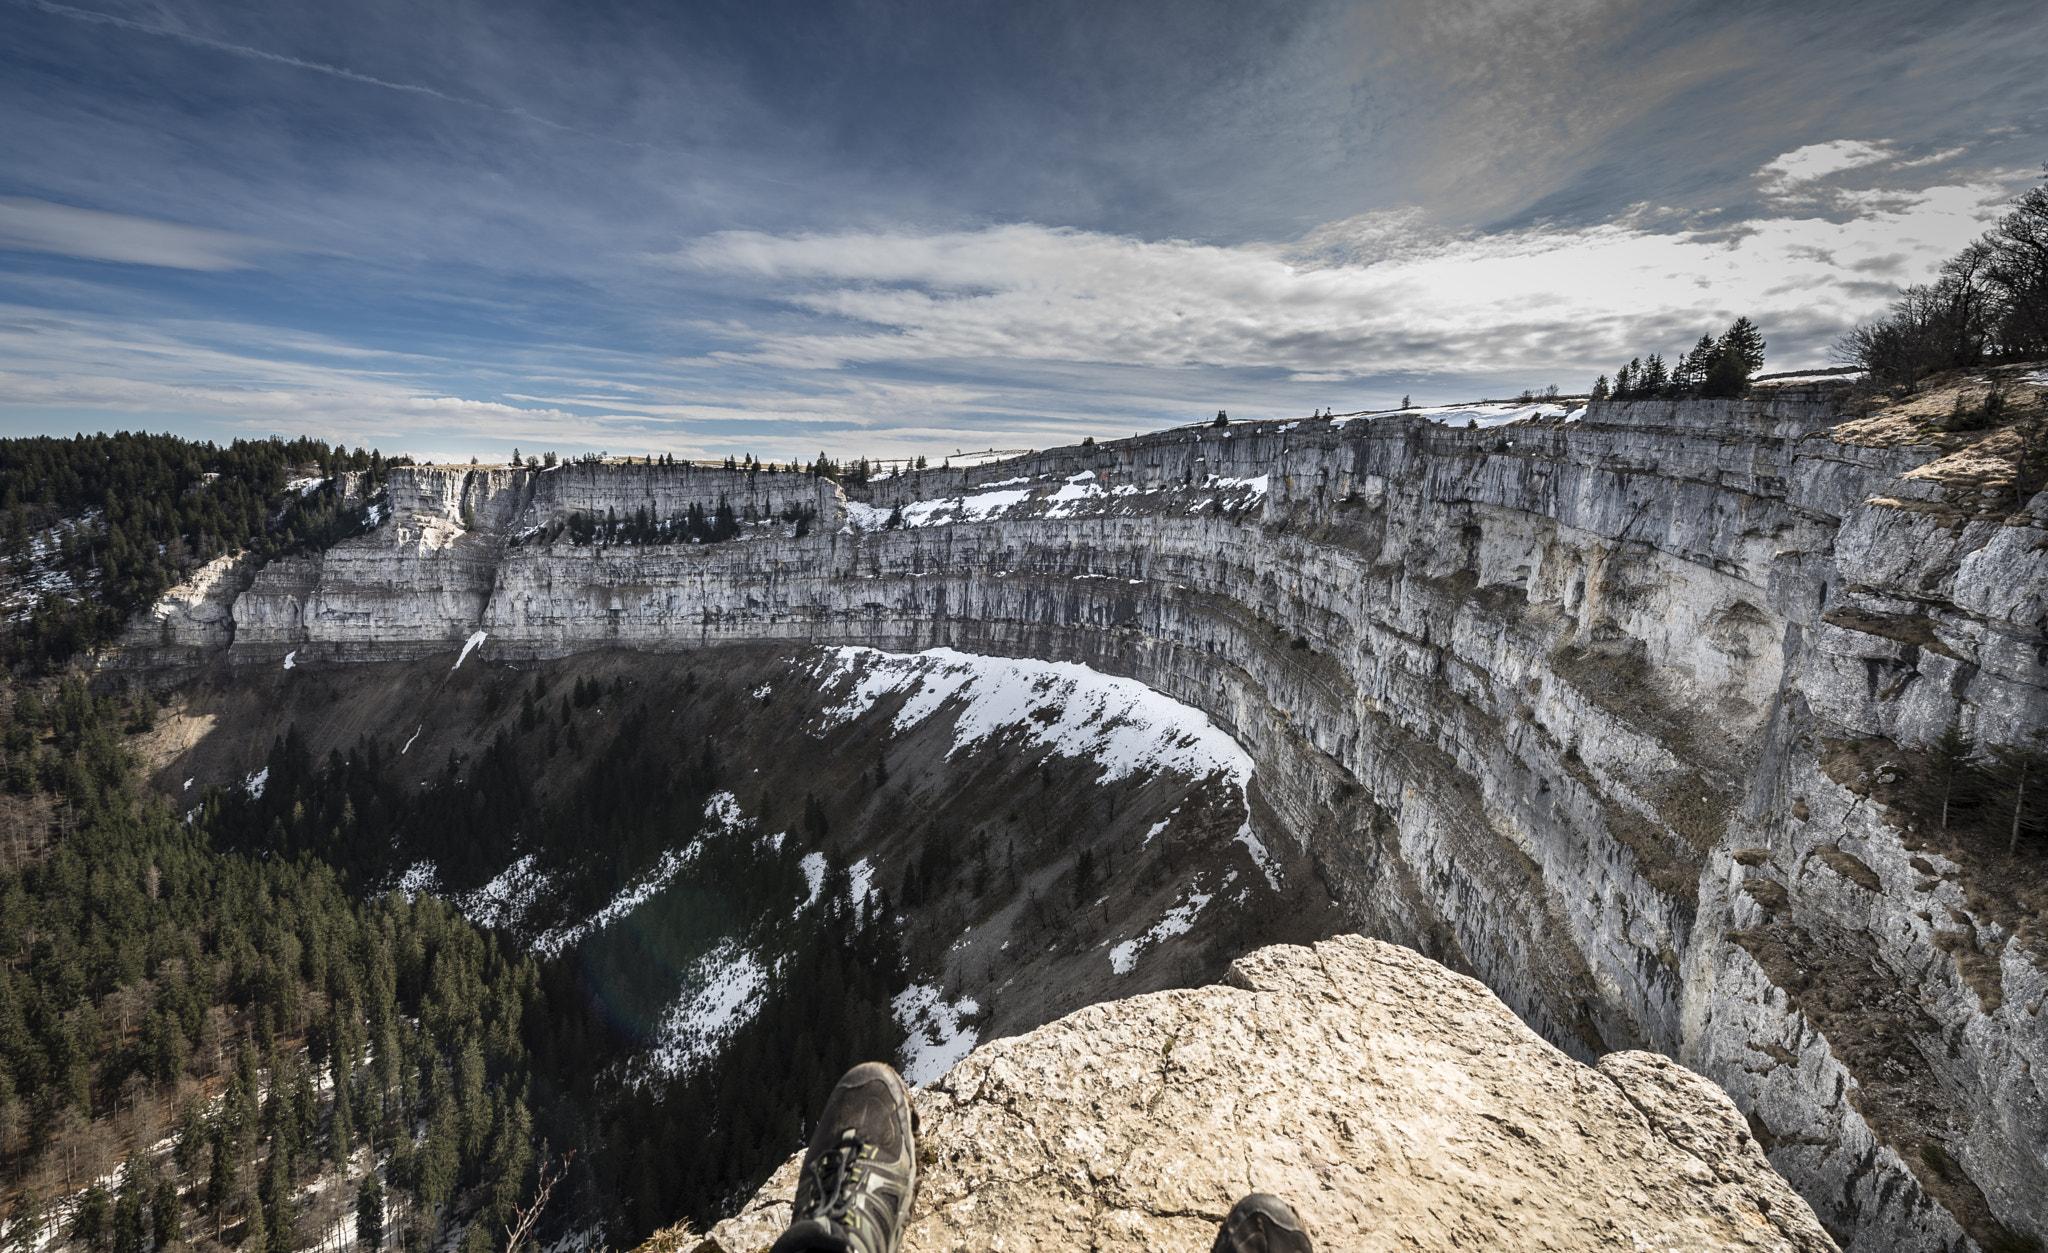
702;936;1835;1253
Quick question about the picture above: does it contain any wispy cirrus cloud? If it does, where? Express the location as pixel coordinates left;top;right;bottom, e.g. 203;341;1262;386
0;196;291;271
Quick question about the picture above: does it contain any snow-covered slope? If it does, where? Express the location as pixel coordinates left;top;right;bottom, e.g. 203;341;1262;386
815;646;1253;790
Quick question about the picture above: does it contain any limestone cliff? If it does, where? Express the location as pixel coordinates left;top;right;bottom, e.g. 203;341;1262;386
112;372;2048;1250
700;935;1838;1253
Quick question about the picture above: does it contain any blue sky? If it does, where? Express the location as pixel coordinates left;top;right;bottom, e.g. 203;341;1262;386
1;0;2045;462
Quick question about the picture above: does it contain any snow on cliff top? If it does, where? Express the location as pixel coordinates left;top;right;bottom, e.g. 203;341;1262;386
1403;400;1575;428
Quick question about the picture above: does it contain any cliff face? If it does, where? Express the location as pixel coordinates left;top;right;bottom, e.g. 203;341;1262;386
703;935;1839;1253
124;381;2047;1250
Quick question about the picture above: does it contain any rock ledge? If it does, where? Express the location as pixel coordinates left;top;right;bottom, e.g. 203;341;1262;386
704;935;1836;1252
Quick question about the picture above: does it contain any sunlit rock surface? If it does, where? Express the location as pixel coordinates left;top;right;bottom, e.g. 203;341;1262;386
702;936;1837;1253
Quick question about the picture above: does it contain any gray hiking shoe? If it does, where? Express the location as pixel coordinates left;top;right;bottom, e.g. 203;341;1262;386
1212;1193;1314;1253
768;1062;919;1253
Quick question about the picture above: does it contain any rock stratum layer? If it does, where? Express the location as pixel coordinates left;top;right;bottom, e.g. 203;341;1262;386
703;935;1837;1253
115;381;2048;1249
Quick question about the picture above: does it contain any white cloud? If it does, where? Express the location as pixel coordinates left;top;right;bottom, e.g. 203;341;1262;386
0;196;286;270
1759;140;1898;193
673;169;2014;383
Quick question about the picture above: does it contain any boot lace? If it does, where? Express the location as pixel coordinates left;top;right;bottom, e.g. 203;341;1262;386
801;1129;868;1221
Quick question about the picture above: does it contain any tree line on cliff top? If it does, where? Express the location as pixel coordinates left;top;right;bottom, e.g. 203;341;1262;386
1834;166;2048;386
0;434;411;672
1590;317;1768;403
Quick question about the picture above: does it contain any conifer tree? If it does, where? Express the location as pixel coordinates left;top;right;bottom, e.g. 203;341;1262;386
1986;730;2048;855
73;1184;109;1251
152;1178;181;1248
208;1128;237;1230
482;1100;534;1234
112;1176;144;1253
1679;335;1719;393
241;1187;265;1253
1700;341;1752;398
331;1056;356;1165
357;1174;384;1252
264;1149;293;1253
1922;719;1980;831
1719;316;1767;374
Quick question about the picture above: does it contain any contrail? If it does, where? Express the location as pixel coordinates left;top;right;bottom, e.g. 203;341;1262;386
18;0;647;148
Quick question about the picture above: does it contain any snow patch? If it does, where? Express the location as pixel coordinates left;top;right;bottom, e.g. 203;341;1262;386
642;940;770;1079
1235;822;1282;890
1755;369;1867;385
452;854;543;930
894;983;980;1086
849;856;877;906
282;650;296;670
453;630;488;670
1109;887;1215;975
532;791;743;957
704;790;745;828
800;851;827;907
243;766;269;799
395;860;440;899
1043;472;1107;518
815;647;1254;792
1402;401;1570;428
907;488;1031;527
401;725;423;754
534;843;698;958
845;487;1035;530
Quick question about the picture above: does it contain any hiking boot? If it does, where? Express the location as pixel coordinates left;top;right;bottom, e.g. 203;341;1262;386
1212;1193;1314;1253
768;1062;920;1253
